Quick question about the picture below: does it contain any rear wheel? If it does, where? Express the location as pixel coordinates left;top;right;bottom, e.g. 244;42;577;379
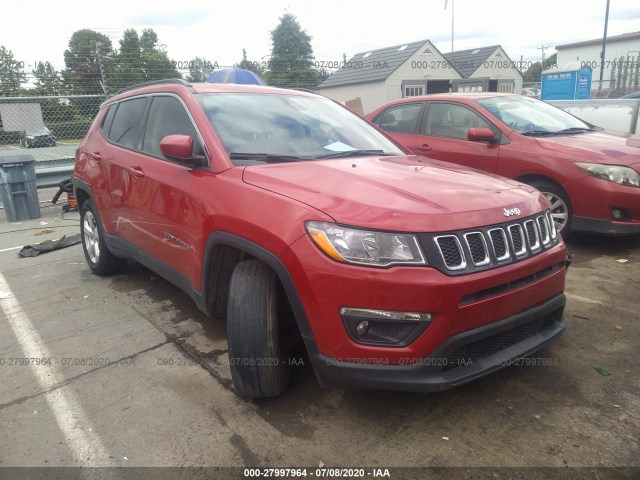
529;181;572;238
80;201;126;275
227;259;291;398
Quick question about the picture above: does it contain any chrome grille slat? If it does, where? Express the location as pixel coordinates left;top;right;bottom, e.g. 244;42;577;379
488;228;510;261
435;235;467;270
508;224;527;257
464;232;490;266
524;220;541;251
537;215;550;245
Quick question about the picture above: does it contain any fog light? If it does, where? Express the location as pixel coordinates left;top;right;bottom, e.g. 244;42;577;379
356;321;370;336
611;207;631;221
340;307;433;347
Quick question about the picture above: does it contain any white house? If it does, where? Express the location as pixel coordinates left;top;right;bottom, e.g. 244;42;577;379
556;31;640;92
318;40;522;114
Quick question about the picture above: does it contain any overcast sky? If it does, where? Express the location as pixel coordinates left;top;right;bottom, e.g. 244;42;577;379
3;0;640;79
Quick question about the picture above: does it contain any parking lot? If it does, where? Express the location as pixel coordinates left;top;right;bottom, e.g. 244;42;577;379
0;200;638;478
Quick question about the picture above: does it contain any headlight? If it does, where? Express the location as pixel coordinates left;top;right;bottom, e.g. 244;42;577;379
306;221;426;267
575;163;640;188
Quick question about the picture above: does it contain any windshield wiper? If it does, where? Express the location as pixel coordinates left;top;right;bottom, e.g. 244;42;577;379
521;130;558;137
315;149;394;159
554;127;602;134
229;152;305;163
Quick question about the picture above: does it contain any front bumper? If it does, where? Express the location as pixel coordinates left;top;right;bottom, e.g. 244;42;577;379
309;293;566;392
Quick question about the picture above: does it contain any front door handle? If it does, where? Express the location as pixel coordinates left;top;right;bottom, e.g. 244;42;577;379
416;144;432;152
128;166;145;178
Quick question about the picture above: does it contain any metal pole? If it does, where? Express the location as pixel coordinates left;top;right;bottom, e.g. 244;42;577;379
598;0;610;92
95;41;109;97
451;0;455;52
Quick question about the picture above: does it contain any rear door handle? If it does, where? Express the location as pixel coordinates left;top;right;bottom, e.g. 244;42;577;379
128;166;145;178
416;144;432;152
89;151;101;161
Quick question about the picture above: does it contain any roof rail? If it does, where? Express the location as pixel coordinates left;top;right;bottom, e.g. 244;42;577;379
115;78;194;96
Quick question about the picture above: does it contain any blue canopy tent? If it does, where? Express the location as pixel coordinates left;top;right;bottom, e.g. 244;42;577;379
205;68;266;85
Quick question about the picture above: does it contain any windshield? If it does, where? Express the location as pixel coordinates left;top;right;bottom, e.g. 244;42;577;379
196;93;403;164
475;96;597;136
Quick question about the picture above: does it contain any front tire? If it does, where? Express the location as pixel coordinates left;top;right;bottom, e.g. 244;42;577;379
227;260;291;398
80;201;126;275
529;181;572;238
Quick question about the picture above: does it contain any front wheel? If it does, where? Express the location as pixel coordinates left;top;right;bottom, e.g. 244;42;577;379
227;260;291;398
80;201;126;275
529;181;572;238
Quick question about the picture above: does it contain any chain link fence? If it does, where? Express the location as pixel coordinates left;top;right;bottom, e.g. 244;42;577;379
0;94;104;148
0;94;105;189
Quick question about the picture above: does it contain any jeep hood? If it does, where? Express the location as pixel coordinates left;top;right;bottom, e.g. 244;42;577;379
242;156;549;232
535;131;640;166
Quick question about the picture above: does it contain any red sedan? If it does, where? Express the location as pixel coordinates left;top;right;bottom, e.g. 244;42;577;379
366;93;640;236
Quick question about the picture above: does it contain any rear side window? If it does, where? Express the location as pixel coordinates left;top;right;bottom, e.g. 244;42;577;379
142;96;200;156
100;104;117;137
108;97;147;148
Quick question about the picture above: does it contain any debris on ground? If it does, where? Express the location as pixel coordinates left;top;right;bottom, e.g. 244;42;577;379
18;234;81;257
594;365;611;376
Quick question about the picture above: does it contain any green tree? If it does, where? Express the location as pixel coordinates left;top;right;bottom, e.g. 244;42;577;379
32;61;63;95
523;53;557;82
32;62;74;122
139;28;181;81
186;57;216;82
267;13;319;89
63;29;114;95
115;28;144;89
0;46;26;96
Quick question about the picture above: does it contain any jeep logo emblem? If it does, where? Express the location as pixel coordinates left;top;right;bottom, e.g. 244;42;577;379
503;207;521;217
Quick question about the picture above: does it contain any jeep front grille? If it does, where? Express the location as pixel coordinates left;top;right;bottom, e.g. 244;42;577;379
423;210;560;276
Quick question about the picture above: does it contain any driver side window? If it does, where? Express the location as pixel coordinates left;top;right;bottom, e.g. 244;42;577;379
142;96;204;159
424;103;491;140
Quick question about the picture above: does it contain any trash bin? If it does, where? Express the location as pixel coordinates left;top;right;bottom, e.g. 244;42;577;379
0;154;41;222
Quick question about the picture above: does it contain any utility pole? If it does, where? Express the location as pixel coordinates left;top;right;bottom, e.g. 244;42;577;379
538;44;550;70
95;41;109;97
598;0;611;92
444;0;454;52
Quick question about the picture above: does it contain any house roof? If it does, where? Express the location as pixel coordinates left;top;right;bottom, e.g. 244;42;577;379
556;31;640;49
318;40;431;88
443;45;499;77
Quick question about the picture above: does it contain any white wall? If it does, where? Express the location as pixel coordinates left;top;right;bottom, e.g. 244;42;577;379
549;99;640;135
469;47;523;93
557;38;640;89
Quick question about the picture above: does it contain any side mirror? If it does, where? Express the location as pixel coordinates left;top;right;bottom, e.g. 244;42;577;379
467;127;496;143
160;135;195;162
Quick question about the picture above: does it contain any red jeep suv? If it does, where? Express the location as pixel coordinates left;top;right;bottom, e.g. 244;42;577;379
73;80;569;398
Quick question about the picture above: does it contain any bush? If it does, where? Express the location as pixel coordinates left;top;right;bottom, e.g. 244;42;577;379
0;131;21;145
